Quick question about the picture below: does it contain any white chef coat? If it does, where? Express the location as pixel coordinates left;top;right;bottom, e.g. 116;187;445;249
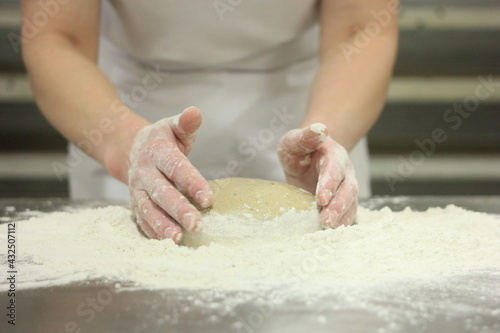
69;0;371;200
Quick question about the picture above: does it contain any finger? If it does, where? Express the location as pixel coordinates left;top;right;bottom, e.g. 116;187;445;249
130;190;159;239
137;198;183;243
169;106;202;155
319;174;358;228
141;170;204;232
131;189;160;239
279;123;328;156
278;124;328;177
322;199;357;229
338;199;358;227
315;143;350;206
135;216;160;239
154;146;212;208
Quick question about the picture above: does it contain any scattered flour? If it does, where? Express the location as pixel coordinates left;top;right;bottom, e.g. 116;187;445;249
0;204;498;292
181;207;321;247
0;204;499;331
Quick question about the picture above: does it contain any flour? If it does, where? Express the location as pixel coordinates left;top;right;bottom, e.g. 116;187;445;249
181;207;321;247
1;204;498;292
1;204;499;331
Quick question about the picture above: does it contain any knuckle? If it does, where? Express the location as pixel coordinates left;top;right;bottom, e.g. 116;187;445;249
146;140;176;159
163;157;184;178
149;183;171;202
139;203;149;216
152;220;164;233
145;140;162;158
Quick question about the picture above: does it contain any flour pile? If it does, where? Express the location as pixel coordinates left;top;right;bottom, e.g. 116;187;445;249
181;207;321;247
1;204;499;292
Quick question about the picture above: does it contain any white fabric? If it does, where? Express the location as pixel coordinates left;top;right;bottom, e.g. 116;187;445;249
100;0;318;70
69;0;371;200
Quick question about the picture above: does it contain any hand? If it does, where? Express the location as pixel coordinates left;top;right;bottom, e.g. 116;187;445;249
128;106;212;242
277;124;358;228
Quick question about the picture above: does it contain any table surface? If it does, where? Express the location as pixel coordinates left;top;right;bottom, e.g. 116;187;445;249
1;196;499;333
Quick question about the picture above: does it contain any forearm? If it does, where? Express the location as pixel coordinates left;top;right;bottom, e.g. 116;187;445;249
23;35;149;183
302;0;399;151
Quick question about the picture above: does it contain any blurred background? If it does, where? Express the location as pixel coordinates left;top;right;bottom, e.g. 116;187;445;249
0;0;499;198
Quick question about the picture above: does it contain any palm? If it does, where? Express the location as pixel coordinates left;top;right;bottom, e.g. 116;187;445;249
278;124;358;228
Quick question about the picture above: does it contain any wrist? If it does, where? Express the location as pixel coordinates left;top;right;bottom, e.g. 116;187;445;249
101;112;151;184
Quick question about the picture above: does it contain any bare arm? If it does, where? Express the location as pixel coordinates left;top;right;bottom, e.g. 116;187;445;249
21;0;211;241
278;0;398;227
302;0;399;150
21;0;149;183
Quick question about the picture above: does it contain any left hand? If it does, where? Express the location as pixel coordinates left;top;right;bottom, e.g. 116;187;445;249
277;123;358;228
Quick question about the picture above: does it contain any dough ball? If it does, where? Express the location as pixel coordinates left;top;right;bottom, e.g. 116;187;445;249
196;177;316;220
182;178;321;247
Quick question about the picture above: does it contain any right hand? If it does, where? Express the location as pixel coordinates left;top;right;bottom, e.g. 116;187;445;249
128;106;212;242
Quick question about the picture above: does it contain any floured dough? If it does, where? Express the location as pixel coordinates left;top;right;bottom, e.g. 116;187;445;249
195;177;316;220
182;178;321;247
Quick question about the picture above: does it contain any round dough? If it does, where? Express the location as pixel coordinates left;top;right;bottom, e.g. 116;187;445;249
181;178;321;247
195;177;316;220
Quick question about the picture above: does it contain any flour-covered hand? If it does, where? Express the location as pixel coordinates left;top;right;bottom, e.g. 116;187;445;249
128;106;212;242
278;124;358;228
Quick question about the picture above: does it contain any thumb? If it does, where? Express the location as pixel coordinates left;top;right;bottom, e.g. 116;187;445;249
278;123;328;176
169;106;203;155
279;123;328;155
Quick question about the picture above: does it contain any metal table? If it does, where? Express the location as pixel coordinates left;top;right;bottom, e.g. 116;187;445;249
1;196;499;333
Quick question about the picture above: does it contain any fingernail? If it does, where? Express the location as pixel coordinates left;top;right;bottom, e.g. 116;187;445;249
195;189;212;208
309;123;327;141
183;213;199;232
195;190;205;205
310;123;326;133
164;228;182;244
163;227;175;239
173;232;182;244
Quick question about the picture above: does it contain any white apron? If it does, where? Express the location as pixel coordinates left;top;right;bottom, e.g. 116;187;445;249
69;0;371;200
